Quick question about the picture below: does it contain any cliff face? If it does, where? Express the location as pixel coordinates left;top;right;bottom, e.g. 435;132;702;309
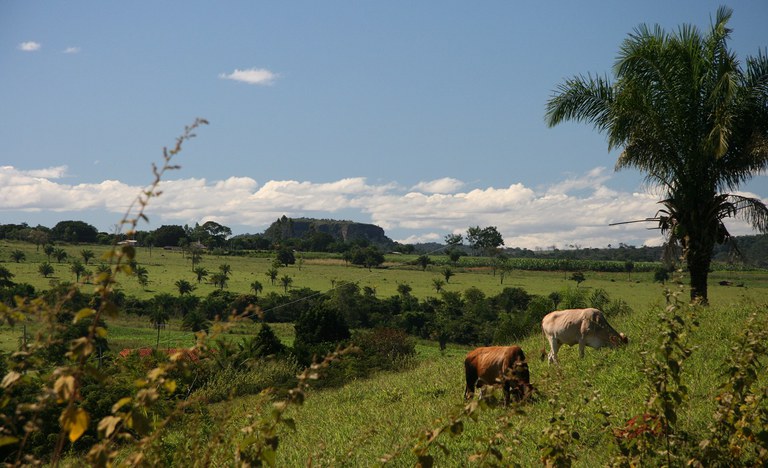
263;216;395;250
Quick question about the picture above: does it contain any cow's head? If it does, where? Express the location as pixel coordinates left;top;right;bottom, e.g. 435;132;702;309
609;332;629;347
508;360;533;401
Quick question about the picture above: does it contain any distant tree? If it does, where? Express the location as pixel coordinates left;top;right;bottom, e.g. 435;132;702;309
50;220;98;243
70;260;86;282
350;246;385;271
280;275;293;293
654;267;671;284
415;255;432;271
294;303;351;345
52;248;68;263
466;226;504;256
27;229;49;250
624;260;635;280
448;249;465;264
570;271;586;287
189;244;204;269
266;268;279;286
10;250;25;263
432;278;445;293
196;220;232;248
442;267;455;283
43;244;54;262
548;291;562;308
444;233;463;247
134;266;149;289
250;280;263;298
152;224;187;247
175;279;195;295
276;248;296;267
397;283;412;297
210;272;228;290
219;263;232;277
250;323;286;357
80;249;95;265
182;309;210;334
193;266;209;284
148;305;170;349
38;262;54;278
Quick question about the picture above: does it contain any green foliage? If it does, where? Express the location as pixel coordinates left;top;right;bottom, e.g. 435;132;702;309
293;304;351;365
50;220;98;244
276;248;296;267
10;250;25;263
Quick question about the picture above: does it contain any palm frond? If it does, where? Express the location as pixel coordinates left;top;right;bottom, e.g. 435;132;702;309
545;74;614;130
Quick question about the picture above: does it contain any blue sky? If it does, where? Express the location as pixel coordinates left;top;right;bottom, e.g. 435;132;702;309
2;1;767;248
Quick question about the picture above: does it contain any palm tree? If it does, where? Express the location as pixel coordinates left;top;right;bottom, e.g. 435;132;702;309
148;306;170;349
266;268;279;286
38;262;54;278
70;260;86;282
43;244;54;262
210;272;228;290
52;247;68;263
134;266;149;289
250;280;263;298
442;267;454;284
279;274;293;293
432;278;445;293
193;266;208;284
546;7;768;304
10;250;25;263
175;279;195;295
219;263;232;277
80;249;95;265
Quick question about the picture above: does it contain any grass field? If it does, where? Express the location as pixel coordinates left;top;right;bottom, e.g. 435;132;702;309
3;239;768;465
151;296;767;466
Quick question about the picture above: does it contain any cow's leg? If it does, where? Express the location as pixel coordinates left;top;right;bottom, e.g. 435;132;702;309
547;336;560;364
578;337;586;358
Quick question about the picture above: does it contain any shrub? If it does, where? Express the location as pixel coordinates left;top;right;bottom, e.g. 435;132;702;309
195;358;299;403
293;303;351;365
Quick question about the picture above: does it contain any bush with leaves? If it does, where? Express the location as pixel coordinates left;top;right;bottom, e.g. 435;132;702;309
293;303;351;366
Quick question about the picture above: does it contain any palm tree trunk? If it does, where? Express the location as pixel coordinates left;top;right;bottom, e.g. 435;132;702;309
685;243;712;305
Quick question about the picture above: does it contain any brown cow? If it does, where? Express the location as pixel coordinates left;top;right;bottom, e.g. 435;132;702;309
541;308;627;364
464;345;532;406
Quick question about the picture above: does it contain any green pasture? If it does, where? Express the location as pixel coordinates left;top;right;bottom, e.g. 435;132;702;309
2;240;766;313
153;297;767;466
4;238;768;465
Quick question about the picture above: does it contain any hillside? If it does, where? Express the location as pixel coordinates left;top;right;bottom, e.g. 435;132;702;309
262;216;396;250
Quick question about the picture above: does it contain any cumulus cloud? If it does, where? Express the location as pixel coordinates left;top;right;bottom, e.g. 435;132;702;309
411;177;465;194
219;68;278;85
1;165;764;249
18;41;41;52
63;47;81;54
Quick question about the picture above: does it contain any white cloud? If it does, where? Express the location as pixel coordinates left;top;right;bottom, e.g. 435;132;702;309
18;41;41;52
219;68;278;85
63;47;81;54
0;165;764;250
411;177;465;194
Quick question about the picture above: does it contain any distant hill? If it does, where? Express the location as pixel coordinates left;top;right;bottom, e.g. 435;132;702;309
263;216;396;250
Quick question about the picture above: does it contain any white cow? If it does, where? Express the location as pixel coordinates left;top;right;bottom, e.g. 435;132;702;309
541;308;627;364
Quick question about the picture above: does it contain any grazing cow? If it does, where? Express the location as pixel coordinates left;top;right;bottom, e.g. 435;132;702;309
542;308;627;364
464;345;532;405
